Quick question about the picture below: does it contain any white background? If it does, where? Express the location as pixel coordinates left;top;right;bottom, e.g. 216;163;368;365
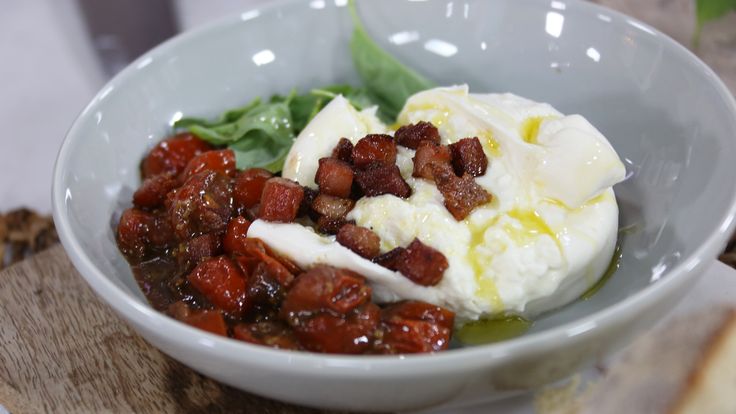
0;0;268;213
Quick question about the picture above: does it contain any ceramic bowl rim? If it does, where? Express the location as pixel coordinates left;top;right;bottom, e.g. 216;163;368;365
52;0;736;376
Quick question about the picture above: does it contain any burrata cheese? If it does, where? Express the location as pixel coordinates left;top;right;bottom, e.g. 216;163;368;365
249;85;626;321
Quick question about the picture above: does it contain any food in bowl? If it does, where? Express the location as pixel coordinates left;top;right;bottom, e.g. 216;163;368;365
272;85;625;320
118;134;457;355
113;0;626;355
116;80;625;354
53;0;736;408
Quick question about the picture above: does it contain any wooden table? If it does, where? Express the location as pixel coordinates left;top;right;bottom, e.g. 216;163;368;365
0;245;338;414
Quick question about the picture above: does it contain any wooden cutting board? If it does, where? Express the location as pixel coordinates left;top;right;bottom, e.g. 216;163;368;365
0;244;344;414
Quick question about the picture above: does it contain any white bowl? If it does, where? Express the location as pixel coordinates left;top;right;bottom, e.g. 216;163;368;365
52;0;736;411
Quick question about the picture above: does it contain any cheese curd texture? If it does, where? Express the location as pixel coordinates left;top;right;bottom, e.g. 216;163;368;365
250;85;626;321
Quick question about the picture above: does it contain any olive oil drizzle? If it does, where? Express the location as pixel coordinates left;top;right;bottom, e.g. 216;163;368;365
456;314;532;345
456;240;623;346
581;242;623;300
520;116;545;144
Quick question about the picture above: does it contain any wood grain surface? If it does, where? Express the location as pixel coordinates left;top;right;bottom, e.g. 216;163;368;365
0;245;339;414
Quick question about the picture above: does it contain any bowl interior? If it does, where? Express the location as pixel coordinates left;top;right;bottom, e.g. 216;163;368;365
55;0;736;339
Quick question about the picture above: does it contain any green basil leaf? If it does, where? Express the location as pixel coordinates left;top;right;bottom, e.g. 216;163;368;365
348;0;435;121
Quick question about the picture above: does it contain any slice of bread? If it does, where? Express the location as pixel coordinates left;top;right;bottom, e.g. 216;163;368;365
579;307;736;414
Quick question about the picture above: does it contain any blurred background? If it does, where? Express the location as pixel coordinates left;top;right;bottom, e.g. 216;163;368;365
0;0;734;215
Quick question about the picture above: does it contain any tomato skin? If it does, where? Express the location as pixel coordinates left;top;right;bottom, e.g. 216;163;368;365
187;256;249;316
180;149;237;181
280;265;371;318
183;310;228;336
176;233;223;274
233;168;273;212
168;302;227;336
133;173;178;209
116;208;174;262
141;133;212;178
233;322;300;350
291;304;380;354
121;126;466;355
374;301;455;354
245;263;285;308
229;237;296;288
166;171;233;240
222;217;252;255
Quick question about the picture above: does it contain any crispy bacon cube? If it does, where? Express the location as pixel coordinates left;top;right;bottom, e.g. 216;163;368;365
336;224;381;259
233;168;273;211
449;137;488;177
372;247;405;271
180;149;237;181
355;162;411;198
331;137;354;164
187;256;248;316
298;186;319;220
258;177;305;223
133;173;178;209
394;239;448;286
141;133;212;179
432;163;492;220
315;157;354;198
375;301;455;354
311;194;355;219
316;216;352;235
395;121;441;149
351;134;397;169
412;141;452;180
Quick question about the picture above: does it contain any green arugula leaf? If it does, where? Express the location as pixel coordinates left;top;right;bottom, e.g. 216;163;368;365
176;0;435;173
287;93;324;132
178;99;294;172
176;86;377;172
228;131;291;172
174;98;262;129
310;84;375;111
185;101;292;146
694;0;736;47
348;0;435;121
